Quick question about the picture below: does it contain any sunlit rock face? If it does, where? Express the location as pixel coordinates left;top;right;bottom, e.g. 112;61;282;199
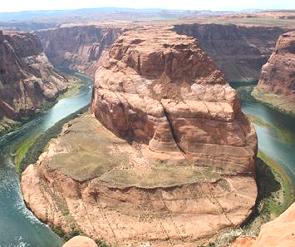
252;31;295;115
92;26;257;174
0;30;67;121
22;27;257;247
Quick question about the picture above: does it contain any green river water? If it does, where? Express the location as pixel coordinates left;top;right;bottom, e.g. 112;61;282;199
0;79;294;247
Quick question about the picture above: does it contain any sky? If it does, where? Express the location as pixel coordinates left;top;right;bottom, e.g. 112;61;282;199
0;0;295;13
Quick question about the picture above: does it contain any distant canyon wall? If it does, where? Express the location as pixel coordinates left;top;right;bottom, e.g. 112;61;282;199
252;31;295;115
0;30;67;124
174;23;286;82
35;25;122;76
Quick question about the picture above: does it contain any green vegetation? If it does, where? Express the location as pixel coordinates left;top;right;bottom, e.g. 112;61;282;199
15;134;40;172
0;69;88;138
16;106;89;173
252;88;295;117
57;71;88;100
243;151;294;233
204;151;294;247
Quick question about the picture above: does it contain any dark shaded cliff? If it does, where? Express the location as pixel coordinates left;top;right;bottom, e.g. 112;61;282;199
0;30;67;131
174;23;286;82
35;25;122;75
252;31;295;115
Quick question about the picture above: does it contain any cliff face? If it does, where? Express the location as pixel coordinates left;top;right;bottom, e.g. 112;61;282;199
22;27;257;247
232;202;295;247
0;30;67;125
92;27;257;173
252;31;295;115
35;25;121;75
174;23;285;82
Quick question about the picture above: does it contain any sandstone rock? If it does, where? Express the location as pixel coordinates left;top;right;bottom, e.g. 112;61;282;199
0;30;68;124
174;23;285;82
252;31;295;115
22;27;257;246
92;26;257;174
36;25;121;75
63;236;97;247
232;202;295;247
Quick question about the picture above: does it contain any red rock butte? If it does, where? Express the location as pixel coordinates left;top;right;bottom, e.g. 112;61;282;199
22;27;258;246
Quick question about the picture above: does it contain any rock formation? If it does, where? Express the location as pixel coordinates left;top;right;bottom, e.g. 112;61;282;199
232;202;295;247
63;236;97;247
36;25;121;75
0;30;67;132
22;27;257;246
174;23;285;82
252;31;295;115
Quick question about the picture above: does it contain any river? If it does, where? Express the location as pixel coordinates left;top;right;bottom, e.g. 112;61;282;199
0;79;294;247
0;72;92;247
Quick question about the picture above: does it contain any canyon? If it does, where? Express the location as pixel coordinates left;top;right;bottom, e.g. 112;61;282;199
21;27;257;246
0;30;68;134
252;31;295;116
35;25;122;75
0;10;294;247
174;23;286;82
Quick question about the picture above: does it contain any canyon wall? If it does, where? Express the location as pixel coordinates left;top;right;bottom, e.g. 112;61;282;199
35;25;122;75
0;30;67;131
252;31;295;115
174;23;285;82
22;27;257;246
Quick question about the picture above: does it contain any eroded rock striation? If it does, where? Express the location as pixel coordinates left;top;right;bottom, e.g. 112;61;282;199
92;27;257;173
0;30;67;131
174;23;285;82
22;27;257;246
252;31;295;115
36;25;122;75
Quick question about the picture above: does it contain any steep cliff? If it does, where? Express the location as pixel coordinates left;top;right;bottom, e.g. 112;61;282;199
22;27;257;246
174;23;285;82
35;25;122;75
252;31;295;115
0;30;67;132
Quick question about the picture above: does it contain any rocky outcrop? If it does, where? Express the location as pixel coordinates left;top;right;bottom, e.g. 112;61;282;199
36;25;121;75
63;236;97;247
252;31;295;115
22;27;257;246
92;27;257;173
174;23;285;82
232;202;295;247
0;30;67;125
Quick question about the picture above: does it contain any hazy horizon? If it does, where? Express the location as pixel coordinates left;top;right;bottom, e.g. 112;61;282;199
1;0;295;13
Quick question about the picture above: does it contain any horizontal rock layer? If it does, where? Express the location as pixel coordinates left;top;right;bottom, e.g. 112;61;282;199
22;27;258;246
22;113;257;247
92;27;257;174
174;23;285;82
36;25;122;75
